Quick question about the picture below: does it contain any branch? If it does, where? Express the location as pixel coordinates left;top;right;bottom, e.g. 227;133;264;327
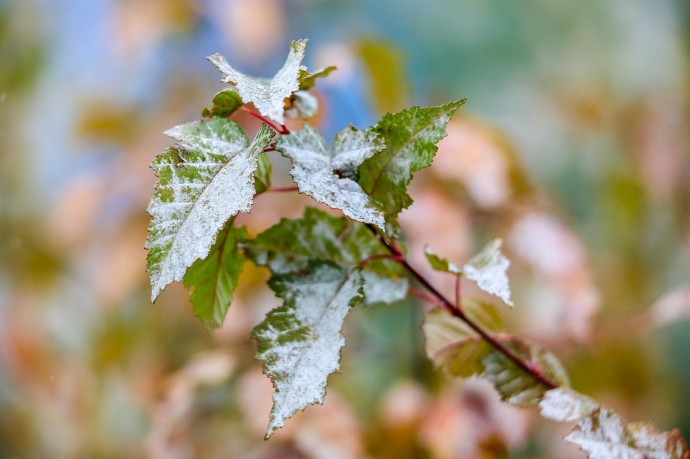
241;107;287;134
366;224;558;389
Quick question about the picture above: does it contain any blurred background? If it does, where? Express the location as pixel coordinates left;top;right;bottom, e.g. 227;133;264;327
2;0;690;457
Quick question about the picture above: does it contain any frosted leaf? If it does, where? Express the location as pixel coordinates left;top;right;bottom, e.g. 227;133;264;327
146;121;274;301
277;124;386;230
285;90;318;119
207;39;307;124
424;239;512;307
252;262;363;437
565;408;690;459
358;100;466;235
463;239;513;307
362;271;408;306
539;387;599;422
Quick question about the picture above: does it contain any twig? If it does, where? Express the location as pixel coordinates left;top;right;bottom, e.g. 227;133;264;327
241;107;286;134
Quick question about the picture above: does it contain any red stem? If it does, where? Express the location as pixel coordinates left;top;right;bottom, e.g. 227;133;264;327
366;225;558;389
267;186;298;193
454;275;462;313
409;286;445;308
240;107;286;134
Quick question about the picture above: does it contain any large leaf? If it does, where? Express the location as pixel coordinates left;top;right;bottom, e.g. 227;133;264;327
481;337;568;407
146;121;274;300
426;239;513;306
183;219;248;330
423;302;501;377
253;262;363;437
358;100;465;235
277;124;386;230
565;408;690;459
208;39;307;124
245;207;407;305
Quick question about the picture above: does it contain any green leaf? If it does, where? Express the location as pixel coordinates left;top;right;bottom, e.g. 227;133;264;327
201;89;243;118
183;219;248;330
146;121;274;301
253;262;363;437
565;407;690;459
208;39;308;124
298;66;336;90
285;90;318;119
254;152;271;194
276;124;386;229
245;207;407;306
358;100;466;236
423;301;501;377
425;239;513;307
481;337;568;407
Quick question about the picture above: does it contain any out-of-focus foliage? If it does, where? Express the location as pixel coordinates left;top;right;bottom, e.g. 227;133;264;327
2;0;690;457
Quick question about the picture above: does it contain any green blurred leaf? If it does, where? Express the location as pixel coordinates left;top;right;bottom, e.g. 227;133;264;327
201;90;243;118
208;39;307;124
358;100;465;236
183;219;248;330
423;302;501;377
146;121;274;301
252;261;363;437
277;124;386;229
356;39;410;114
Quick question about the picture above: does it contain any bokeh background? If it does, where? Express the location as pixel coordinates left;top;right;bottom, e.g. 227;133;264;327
2;0;690;457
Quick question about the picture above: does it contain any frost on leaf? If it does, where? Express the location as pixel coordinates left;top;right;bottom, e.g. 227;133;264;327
285;90;318;119
424;239;513;307
277;124;386;230
481;337;568;407
539;387;599;423
358;100;466;236
252;262;364;437
183;219;247;330
565;408;690;459
245;207;407;306
201;89;243;118
207;39;307;124
423;302;501;377
146;121;274;301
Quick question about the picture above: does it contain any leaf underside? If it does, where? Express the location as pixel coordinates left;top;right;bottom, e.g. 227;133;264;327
146;120;274;300
208;39;308;124
358;100;466;236
253;262;363;438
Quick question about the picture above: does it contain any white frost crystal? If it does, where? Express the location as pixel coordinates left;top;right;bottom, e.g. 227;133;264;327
146;121;274;301
539;387;598;422
277;124;386;230
208;39;308;124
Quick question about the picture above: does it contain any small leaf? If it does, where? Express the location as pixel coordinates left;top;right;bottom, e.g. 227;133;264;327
254;152;271;194
298;66;336;90
423;302;501;377
208;39;308;124
358;100;466;235
253;262;363;437
183;219;248;330
277;124;386;229
424;239;513;306
285;90;318;119
245;207;406;305
539;387;599;423
565;408;690;459
424;245;462;274
201;89;243;118
146;121;274;301
481;337;568;407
